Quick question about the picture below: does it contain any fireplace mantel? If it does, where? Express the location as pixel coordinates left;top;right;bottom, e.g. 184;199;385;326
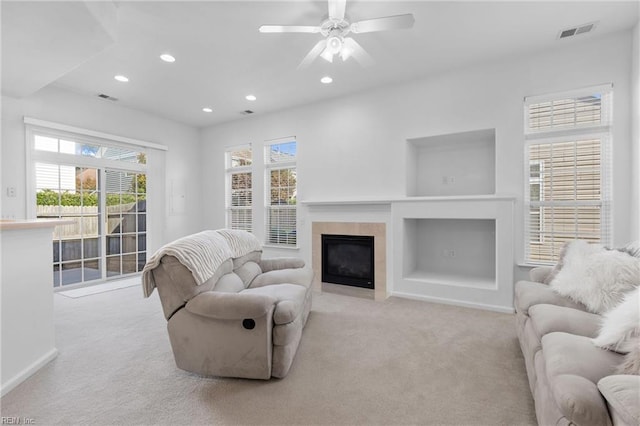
301;194;516;207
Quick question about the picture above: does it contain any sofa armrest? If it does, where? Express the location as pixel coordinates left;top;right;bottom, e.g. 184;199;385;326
530;266;554;283
259;257;305;273
598;375;640;426
515;281;587;315
185;291;277;320
250;266;314;289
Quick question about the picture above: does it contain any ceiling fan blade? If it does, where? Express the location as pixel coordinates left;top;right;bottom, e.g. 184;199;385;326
342;37;373;67
298;39;328;69
350;14;415;34
259;25;321;34
328;0;346;21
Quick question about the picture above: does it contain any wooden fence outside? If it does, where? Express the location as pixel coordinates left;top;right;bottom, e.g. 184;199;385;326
37;203;137;239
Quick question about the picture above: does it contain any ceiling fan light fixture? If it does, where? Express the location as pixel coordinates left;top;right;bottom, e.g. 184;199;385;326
340;46;353;61
320;76;333;84
258;1;415;68
327;36;343;54
320;48;334;63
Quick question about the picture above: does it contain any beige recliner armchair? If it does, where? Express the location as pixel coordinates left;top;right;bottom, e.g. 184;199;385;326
142;229;313;379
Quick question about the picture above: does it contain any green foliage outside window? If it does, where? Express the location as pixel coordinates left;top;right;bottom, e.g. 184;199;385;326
36;189;142;206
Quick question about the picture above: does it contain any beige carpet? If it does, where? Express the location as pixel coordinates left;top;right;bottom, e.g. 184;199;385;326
1;284;536;425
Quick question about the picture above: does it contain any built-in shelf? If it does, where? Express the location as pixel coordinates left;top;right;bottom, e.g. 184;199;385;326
392;197;515;313
404;272;495;290
402;218;496;289
406;128;496;197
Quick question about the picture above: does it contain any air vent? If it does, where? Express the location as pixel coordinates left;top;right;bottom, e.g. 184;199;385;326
241;110;254;115
558;22;597;39
97;93;118;101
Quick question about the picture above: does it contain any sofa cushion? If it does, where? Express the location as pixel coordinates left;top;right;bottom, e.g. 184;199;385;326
242;284;307;325
543;332;623;384
542;332;623;425
598;375;640;426
551;374;612;426
212;272;245;293
233;251;262;269
234;261;262;287
515;281;586;315
154;256;234;320
529;304;601;341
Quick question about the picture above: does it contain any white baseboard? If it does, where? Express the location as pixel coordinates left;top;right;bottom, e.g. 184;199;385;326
1;348;58;397
391;291;515;314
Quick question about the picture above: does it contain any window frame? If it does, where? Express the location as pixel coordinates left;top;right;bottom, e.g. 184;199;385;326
264;138;298;248
523;84;613;265
26;121;153;288
224;144;253;233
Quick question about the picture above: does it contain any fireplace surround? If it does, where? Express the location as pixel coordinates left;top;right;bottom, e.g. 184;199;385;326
311;222;387;300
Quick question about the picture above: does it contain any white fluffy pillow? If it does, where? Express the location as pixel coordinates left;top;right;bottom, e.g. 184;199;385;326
592;287;640;353
550;240;640;314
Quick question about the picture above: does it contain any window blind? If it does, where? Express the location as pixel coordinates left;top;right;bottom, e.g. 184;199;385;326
225;146;253;232
265;140;297;246
524;85;612;264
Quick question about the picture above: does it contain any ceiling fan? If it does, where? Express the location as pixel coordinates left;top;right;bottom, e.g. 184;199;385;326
259;0;415;68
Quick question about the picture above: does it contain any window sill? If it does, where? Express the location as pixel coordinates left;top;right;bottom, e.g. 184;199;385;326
516;262;554;268
263;244;299;251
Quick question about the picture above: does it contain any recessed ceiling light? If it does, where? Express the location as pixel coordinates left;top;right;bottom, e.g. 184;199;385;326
160;53;176;63
202;107;213;113
245;94;257;101
320;76;333;84
114;75;129;83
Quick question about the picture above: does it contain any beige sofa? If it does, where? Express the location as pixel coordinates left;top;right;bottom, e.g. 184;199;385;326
515;267;639;426
142;229;314;379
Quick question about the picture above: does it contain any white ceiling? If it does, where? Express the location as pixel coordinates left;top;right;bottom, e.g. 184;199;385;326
2;1;639;128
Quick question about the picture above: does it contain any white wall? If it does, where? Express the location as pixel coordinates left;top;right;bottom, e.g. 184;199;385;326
201;31;634;274
1;86;203;249
632;22;640;241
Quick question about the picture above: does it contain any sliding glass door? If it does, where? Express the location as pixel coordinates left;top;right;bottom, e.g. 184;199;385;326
105;169;146;278
31;133;147;288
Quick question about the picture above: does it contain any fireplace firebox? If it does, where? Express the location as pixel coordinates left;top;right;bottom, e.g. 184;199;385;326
321;234;374;289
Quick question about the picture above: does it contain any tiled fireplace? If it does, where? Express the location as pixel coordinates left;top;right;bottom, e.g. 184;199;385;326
311;222;387;300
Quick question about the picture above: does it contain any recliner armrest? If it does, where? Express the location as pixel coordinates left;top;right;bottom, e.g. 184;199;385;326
530;266;554;283
259;257;305;273
250;266;314;289
185;292;277;320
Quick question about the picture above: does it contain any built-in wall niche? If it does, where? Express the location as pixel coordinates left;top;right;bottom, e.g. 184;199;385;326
406;129;496;197
403;218;496;288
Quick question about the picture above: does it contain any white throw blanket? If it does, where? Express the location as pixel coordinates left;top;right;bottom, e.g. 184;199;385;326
141;230;233;297
216;229;263;258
